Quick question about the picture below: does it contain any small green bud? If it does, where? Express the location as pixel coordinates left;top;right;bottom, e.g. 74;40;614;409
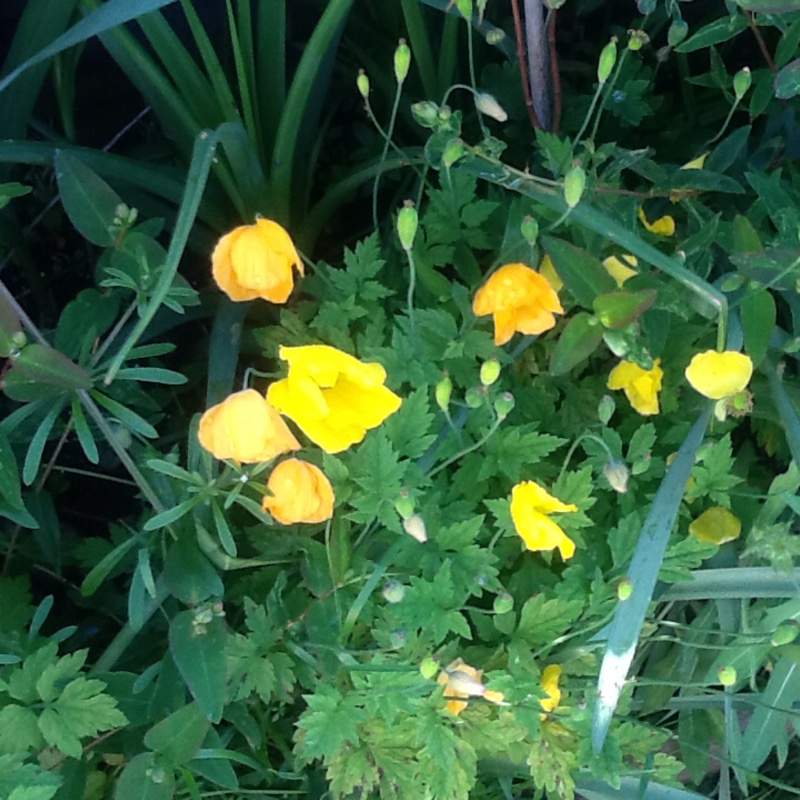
521;215;539;244
716;665;737;687
627;30;649;51
617;578;633;601
597;38;617;84
397;202;418;251
411;101;440;128
403;514;428;543
356;69;370;99
465;386;485;408
394;40;411;84
420;656;439;680
454;0;472;20
493;592;514;614
11;331;27;350
474;92;508;122
604;459;630;494
493;391;515;419
442;139;465;169
486;27;505;46
597;394;616;424
733;67;751;100
771;620;799;647
667;19;688;47
564;165;586;209
435;374;452;411
394;490;415;520
382;580;406;604
480;358;501;386
389;628;407;648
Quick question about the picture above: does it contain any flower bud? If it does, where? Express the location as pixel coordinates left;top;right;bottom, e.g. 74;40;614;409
394;490;415;520
389;628;407;648
474;92;508;122
604;459;630;494
617;578;633;601
716;665;737;686
597;394;615;424
11;331;27;350
493;391;515;419
383;580;406;604
493;592;514;614
771;620;799;647
442;139;464;168
597;37;617;84
420;656;439;679
357;70;370;99
397;202;418;251
465;386;484;408
564;165;586;209
412;101;440;128
480;358;501;387
627;30;649;51
403;514;427;543
394;40;411;84
435;374;452;411
454;0;472;20
667;19;688;47
521;215;539;244
733;67;751;100
486;28;505;46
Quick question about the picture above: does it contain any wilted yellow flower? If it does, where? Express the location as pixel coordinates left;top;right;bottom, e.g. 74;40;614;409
261;458;334;525
685;350;753;400
539;664;562;719
638;207;675;236
473;263;564;346
510;481;577;560
538;254;563;292
689;506;741;545
607;359;663;416
436;658;505;716
603;254;639;287
212;218;303;303
198;389;300;463
267;345;402;453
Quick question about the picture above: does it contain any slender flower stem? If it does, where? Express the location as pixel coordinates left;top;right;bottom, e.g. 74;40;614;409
427;413;504;479
404;246;418;348
589;49;628;144
371;82;404;231
90;299;137;368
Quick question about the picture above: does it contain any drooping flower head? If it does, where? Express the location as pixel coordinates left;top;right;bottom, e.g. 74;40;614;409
685;350;753;400
473;263;564;346
510;481;577;560
539;664;562;719
198;389;300;463
689;506;741;545
638;207;675;236
436;658;506;716
538;254;563;292
267;345;402;453
212;218;303;303
607;359;663;416
261;458;334;525
603;254;639;287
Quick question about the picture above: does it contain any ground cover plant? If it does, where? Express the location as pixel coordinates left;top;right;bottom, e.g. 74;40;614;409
2;0;800;798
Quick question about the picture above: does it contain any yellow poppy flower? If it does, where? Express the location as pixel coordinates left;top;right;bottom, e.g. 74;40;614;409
212;218;303;303
198;389;300;463
602;254;639;288
607;359;663;416
436;658;506;716
539;664;562;719
267;345;402;453
538;254;563;292
473;263;564;346
685;350;753;400
689;506;741;545
261;458;334;525
638;207;675;236
510;481;577;560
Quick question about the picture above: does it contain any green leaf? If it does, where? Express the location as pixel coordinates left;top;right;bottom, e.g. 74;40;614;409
542;236;616;308
0;753;60;800
675;13;748;53
0;426;36;524
168;612;227;722
479;424;566;482
143;495;203;531
114;367;188;385
736;0;800;11
383;388;436;459
80;535;137;596
515;595;584;647
7;344;92;396
144;703;209;765
114;752;175;800
0;181;32;210
731;213;762;253
22;401;64;486
90;390;158;439
0;288;22;359
345;430;405;527
294;685;367;763
0;705;42;753
70;394;99;465
163;535;223;605
550;313;604;375
54;151;122;246
594;290;657;330
741;287;776;365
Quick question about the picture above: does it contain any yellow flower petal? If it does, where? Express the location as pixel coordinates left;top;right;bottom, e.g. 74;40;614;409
538;254;563;292
436;659;505;716
638;207;676;236
682;152;708;170
539;664;562;716
510;482;577;560
602;254;639;288
261;458;334;524
607;359;662;416
685;350;753;399
689;506;741;545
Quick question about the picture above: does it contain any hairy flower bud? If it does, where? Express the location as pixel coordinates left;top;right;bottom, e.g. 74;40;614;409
403;514;428;543
717;665;737;687
627;29;649;51
435;374;452;411
604;459;630;494
733;67;751;100
397;202;418;251
493;391;515;419
521;215;539;244
356;70;370;99
394;40;411;84
597;37;617;84
474;92;508;122
617;578;633;601
597;394;616;424
465;386;485;408
394;490;415;520
772;620;799;647
564;165;586;209
411;101;440;128
382;580;406;604
480;358;501;387
493;592;513;614
420;656;439;680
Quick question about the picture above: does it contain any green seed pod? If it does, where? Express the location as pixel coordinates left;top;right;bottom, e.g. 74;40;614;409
617;578;633;601
733;67;752;100
521;215;539;244
394;39;411;84
435;374;452;411
356;69;370;99
493;391;515;418
420;656;439;680
597;37;617;84
771;620;799;647
397;202;418;251
627;30;649;51
411;101;440;128
465;386;485;408
564;165;586;209
717;665;737;687
493;592;514;614
597;394;616;424
480;358;501;386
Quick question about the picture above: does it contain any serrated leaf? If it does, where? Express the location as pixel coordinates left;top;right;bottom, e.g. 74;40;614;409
516;595;584;647
479;424;566;482
383;388;436;459
345;430;405;526
295;685;367;762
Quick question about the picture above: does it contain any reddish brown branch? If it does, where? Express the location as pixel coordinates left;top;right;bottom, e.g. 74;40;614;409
547;9;561;133
746;11;776;74
510;0;541;129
